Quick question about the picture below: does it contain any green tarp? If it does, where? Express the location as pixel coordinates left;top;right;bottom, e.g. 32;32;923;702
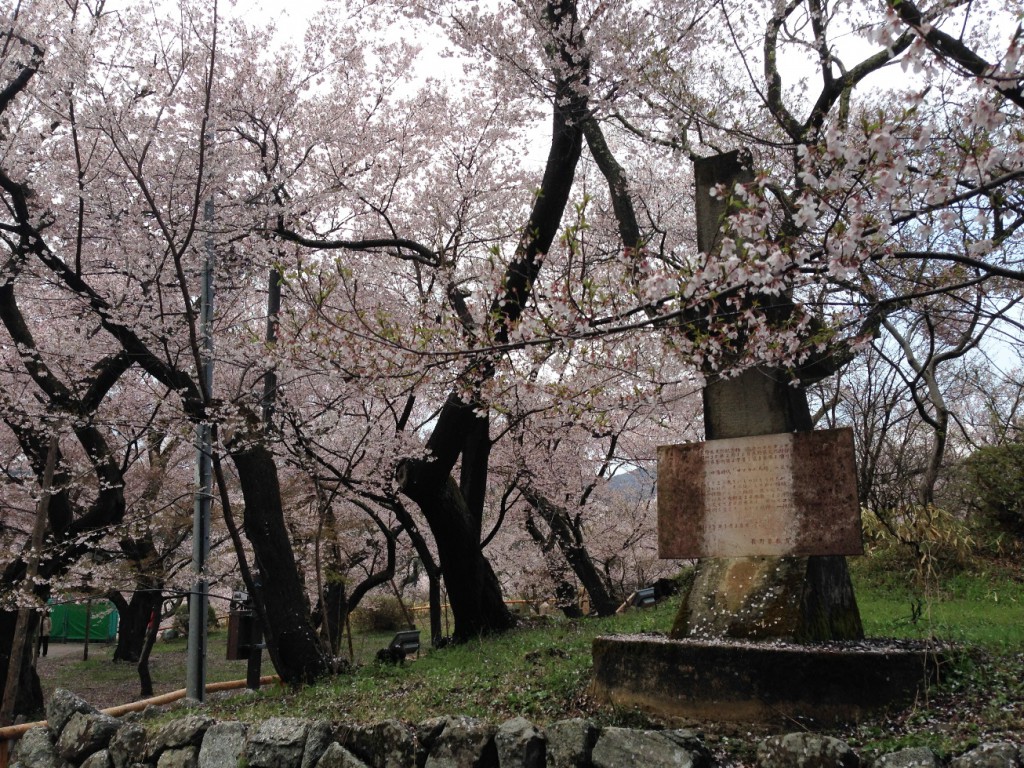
48;599;118;642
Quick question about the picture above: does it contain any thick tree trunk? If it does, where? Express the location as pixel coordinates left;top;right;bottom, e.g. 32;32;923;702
427;573;443;646
398;464;514;642
230;442;331;683
0;611;43;722
321;580;346;657
391;1;588;644
555;581;584;618
110;586;162;664
112;587;164;697
458;411;491;539
670;151;862;643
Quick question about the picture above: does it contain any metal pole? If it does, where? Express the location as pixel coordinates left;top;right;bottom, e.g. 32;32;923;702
187;174;215;703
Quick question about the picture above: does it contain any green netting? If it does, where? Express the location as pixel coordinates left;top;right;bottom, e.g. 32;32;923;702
48;600;118;641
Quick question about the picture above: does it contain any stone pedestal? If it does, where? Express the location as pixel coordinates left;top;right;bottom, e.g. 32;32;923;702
591;635;943;725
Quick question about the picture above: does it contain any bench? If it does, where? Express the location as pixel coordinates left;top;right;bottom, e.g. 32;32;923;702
377;629;421;663
632;587;657;608
616;587;659;614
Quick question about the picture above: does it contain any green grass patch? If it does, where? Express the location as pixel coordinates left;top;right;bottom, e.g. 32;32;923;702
202;603;678;726
40;630;250;701
851;561;1024;648
847;648;1024;761
842;559;1024;757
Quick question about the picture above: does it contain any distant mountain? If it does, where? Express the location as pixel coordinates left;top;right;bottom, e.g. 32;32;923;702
607;467;656;499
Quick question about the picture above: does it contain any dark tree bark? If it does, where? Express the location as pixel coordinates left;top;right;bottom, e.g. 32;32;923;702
398;465;513;642
392;0;591;642
458;411;491;543
0;69;131;705
0;610;43;720
518;484;621;616
109;525;171;667
110;586;163;664
109;592;141;663
389;501;445;645
0;611;43;721
136;601;162;698
321;580;346;656
109;435;184;690
230;441;331;683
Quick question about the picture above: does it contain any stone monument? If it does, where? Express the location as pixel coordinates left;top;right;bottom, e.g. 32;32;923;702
591;151;942;725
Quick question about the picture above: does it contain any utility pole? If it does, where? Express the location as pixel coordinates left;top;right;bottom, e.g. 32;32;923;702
188;0;218;703
187;171;215;703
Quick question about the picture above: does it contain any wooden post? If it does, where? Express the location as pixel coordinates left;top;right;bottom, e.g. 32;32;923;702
83;600;92;662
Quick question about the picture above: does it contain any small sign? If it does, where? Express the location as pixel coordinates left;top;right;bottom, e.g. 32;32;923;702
658;428;862;558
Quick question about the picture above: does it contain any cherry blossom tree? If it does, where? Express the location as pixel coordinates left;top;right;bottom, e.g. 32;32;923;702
0;0;341;687
3;0;1022;697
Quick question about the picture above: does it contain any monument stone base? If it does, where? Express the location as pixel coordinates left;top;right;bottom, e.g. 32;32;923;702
591;635;944;725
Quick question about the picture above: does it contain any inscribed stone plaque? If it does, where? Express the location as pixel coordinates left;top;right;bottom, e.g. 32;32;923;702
657;428;862;558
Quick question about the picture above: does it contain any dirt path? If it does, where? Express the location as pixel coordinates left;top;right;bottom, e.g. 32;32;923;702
33;641;145;711
34;633;256;712
35;642;95;661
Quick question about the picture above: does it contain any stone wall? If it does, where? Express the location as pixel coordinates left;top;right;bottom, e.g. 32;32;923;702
9;689;1023;768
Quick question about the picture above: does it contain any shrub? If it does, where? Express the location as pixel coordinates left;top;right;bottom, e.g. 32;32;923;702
350;596;410;633
169;601;221;636
861;505;975;584
961;443;1024;542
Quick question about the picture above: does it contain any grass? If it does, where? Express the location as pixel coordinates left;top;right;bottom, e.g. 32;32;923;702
35;563;1024;762
843;559;1024;760
851;561;1024;648
200;604;675;726
845;649;1024;760
37;630;247;711
36;622;410;712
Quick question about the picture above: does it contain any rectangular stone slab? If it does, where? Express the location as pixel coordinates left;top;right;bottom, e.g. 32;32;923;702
658;428;862;558
591;635;942;725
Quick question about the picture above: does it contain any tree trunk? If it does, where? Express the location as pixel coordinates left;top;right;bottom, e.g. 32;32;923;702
110;586;163;664
391;1;588;644
389;501;445;645
0;611;43;722
230;442;331;683
671;151;862;643
321;580;346;657
1;433;57;724
398;464;514;642
136;602;162;698
427;573;443;647
555;580;584;618
458;410;491;540
519;485;620;616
